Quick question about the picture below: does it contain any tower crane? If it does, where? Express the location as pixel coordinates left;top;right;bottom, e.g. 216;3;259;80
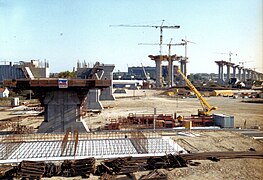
177;68;217;116
110;20;180;58
181;37;196;61
217;51;237;62
238;61;253;67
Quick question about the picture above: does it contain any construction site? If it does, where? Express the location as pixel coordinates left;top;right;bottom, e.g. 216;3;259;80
0;4;263;179
0;51;263;180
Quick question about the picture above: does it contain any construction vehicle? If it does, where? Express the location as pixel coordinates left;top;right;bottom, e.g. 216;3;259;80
177;68;217;116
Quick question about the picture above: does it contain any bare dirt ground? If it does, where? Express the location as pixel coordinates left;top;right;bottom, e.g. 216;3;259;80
84;89;263;179
86;89;263;129
1;89;263;179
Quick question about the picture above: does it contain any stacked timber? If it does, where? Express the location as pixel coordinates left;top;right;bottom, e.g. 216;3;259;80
17;160;45;179
61;157;96;177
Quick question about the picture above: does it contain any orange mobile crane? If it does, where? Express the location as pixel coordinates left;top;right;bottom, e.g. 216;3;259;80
177;69;217;116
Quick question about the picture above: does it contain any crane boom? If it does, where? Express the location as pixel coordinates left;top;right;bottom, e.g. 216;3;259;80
110;24;180;28
110;20;180;55
177;69;217;116
141;63;149;80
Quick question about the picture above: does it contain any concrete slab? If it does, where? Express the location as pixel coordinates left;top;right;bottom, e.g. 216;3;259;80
0;137;185;164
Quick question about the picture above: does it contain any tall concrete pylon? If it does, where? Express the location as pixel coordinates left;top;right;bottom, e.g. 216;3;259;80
215;60;225;83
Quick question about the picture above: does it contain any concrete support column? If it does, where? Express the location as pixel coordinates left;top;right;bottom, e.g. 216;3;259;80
180;61;184;75
253;71;257;81
242;69;247;81
247;70;251;79
155;60;162;87
219;65;224;81
86;89;103;110
100;65;115;100
238;67;242;81
38;90;89;133
226;64;231;83
251;71;255;80
180;59;187;85
232;66;237;78
168;59;174;87
255;72;259;81
180;60;187;77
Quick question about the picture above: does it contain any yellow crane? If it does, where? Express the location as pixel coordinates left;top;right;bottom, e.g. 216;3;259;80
177;68;217;116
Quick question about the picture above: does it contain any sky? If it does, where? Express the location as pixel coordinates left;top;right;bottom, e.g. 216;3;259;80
0;0;262;74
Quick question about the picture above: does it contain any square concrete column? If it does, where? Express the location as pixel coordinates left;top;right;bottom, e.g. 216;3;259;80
183;61;187;77
86;88;103;110
168;59;174;87
215;61;225;84
247;69;252;79
99;65;115;100
226;64;231;83
242;69;247;81
155;60;162;87
38;90;89;133
219;65;224;80
232;66;237;78
238;67;242;80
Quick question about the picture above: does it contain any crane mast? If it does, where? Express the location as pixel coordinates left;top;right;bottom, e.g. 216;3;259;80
177;69;217;116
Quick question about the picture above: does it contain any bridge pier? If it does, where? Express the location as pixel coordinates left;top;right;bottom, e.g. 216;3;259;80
4;78;111;133
38;90;88;133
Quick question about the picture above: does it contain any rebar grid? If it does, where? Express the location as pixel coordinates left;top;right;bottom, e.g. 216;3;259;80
0;130;179;162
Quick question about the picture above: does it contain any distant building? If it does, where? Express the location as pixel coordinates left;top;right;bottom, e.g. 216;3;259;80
112;80;143;89
0;60;49;85
128;66;156;80
0;88;9;98
116;65;178;81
